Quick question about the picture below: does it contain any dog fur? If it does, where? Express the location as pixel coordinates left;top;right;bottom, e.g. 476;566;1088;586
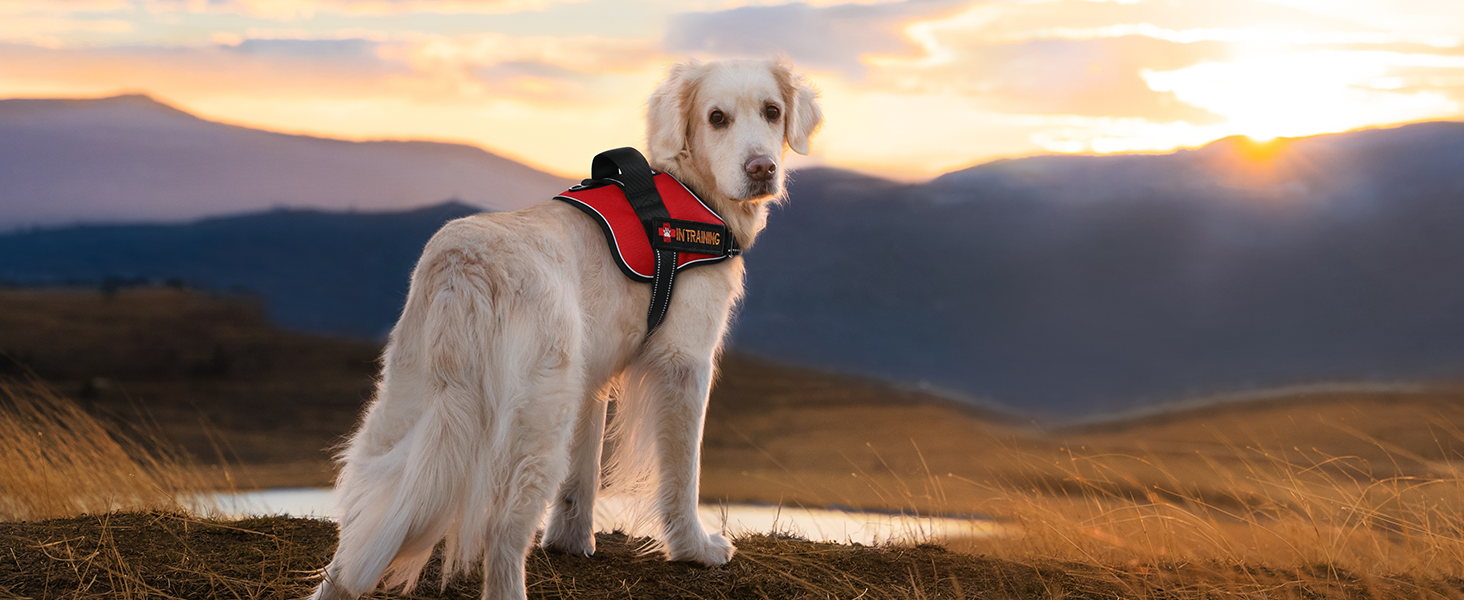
308;59;822;600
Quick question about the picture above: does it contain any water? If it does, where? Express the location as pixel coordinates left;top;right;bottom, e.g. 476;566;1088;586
204;488;998;546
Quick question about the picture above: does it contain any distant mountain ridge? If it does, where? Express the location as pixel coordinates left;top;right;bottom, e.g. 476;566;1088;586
0;94;572;230
733;121;1464;413
0;202;484;336
3;119;1464;415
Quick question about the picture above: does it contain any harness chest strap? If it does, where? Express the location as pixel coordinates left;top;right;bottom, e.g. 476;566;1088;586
553;147;741;337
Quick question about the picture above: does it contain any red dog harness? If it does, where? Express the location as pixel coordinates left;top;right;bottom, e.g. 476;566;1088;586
555;148;741;336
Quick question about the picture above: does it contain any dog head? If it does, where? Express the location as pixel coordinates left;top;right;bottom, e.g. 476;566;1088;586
647;59;823;202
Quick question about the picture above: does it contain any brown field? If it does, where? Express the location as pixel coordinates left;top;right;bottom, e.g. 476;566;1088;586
6;286;1464;597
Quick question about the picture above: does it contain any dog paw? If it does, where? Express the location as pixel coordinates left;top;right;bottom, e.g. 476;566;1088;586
541;527;596;557
541;520;591;559
668;531;735;566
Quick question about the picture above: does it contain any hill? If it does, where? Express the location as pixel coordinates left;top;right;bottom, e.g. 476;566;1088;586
0;202;483;336
0;94;572;230
4;121;1464;413
734;122;1464;413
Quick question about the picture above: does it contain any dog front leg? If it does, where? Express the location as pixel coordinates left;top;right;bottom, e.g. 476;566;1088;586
542;393;607;556
652;358;735;566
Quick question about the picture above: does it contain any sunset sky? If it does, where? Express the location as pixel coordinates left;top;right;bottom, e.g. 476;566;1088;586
2;0;1462;179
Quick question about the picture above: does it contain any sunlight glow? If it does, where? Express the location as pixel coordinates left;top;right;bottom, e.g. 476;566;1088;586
1144;51;1464;142
991;23;1461;48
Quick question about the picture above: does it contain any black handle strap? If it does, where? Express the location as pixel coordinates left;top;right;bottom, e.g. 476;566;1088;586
590;147;677;338
592;148;668;223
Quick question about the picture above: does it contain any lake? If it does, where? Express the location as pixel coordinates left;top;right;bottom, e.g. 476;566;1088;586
204;488;998;546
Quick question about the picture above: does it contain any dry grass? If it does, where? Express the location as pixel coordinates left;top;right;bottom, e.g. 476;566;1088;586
0;286;380;486
0;380;222;522
6;380;1464;597
700;371;1464;595
949;442;1464;579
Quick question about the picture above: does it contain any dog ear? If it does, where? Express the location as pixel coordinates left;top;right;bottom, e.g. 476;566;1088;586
646;60;700;164
785;73;823;156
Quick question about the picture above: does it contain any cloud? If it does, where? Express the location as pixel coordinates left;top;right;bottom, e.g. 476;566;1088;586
1144;49;1464;140
3;0;1463;180
383;33;665;102
226;37;382;58
0;0;131;14
664;0;1457;125
875;36;1230;123
144;0;573;19
0;39;405;102
664;1;962;77
1259;0;1464;38
0;0;136;46
0;17;133;46
0;34;668;175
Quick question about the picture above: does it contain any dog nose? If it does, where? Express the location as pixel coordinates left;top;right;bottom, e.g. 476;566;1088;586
744;156;776;181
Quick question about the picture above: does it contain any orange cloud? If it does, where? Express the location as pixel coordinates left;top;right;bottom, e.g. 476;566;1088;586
0;0;131;14
0;17;132;47
0;36;670;175
144;0;572;19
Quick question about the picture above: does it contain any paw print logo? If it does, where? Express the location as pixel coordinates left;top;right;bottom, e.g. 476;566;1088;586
660;223;676;242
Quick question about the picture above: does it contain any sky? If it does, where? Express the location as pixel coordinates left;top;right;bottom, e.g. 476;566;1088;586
2;0;1462;179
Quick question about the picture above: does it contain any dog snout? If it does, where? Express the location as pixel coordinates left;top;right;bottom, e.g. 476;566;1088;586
744;155;776;181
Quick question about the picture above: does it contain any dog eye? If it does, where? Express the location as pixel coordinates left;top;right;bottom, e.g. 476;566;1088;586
765;105;781;122
708;110;727;127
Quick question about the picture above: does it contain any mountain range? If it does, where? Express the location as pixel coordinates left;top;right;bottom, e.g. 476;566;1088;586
0;95;570;230
2;96;1463;415
738;124;1464;413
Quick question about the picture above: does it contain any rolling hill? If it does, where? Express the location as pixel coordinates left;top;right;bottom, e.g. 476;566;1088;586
0;94;571;230
0;202;483;336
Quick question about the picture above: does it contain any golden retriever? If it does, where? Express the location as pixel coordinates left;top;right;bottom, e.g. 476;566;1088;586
309;58;822;600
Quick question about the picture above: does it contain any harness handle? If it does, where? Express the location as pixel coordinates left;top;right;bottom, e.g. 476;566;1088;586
591;147;670;224
589;147;676;338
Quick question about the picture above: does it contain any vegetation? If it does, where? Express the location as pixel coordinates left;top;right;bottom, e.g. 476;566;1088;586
6;286;1464;598
0;380;219;522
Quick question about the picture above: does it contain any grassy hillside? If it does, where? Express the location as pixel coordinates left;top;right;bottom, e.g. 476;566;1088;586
7;285;1464;511
0;286;379;487
9;286;1464;597
0;286;998;492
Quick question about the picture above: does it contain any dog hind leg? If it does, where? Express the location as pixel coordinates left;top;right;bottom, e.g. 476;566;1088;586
541;388;608;556
474;361;581;600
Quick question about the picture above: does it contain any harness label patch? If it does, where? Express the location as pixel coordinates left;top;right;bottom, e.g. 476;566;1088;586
651;218;730;255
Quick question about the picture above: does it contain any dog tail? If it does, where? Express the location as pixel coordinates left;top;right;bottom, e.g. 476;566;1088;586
327;242;549;594
329;389;476;594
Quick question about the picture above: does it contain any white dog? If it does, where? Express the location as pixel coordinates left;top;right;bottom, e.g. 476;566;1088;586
310;59;822;600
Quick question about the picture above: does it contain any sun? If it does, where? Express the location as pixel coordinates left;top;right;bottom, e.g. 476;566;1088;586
1146;50;1463;148
1236;135;1287;162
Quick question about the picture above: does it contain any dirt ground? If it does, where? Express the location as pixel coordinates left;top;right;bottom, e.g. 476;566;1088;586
5;511;1460;600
